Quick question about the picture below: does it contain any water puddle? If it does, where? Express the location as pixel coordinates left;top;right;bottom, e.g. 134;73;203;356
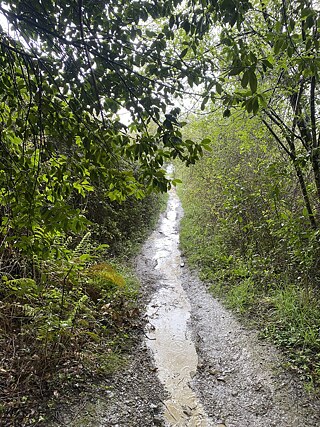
146;190;214;427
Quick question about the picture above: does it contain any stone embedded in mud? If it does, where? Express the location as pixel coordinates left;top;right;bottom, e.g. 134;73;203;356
153;414;163;425
182;405;193;416
149;403;159;412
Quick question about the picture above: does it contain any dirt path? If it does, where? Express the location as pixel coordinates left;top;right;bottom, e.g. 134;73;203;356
50;190;320;426
141;189;320;426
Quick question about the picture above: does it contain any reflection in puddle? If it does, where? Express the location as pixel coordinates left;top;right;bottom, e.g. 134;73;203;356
146;190;214;426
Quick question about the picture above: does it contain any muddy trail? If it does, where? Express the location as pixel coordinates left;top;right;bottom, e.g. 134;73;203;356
51;190;320;427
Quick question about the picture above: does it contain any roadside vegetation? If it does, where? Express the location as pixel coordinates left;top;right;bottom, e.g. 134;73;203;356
177;112;320;391
0;189;166;426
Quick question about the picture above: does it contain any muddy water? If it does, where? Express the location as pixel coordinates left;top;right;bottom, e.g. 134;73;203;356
146;191;214;427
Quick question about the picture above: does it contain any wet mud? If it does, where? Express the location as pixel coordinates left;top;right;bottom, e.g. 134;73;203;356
181;268;320;427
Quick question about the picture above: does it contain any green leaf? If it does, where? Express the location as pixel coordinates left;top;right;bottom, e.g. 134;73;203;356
229;66;244;76
252;97;259;114
289;18;295;31
188;74;194;87
274;38;284;55
241;70;250;88
249;71;257;94
182;20;191;34
262;59;274;69
249;51;257;64
180;48;188;58
172;179;182;186
201;96;209;111
163;119;174;130
257;93;267;108
216;82;223;95
245;97;254;113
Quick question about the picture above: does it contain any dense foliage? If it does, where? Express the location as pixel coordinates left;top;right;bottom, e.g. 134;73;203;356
193;0;320;231
0;0;318;268
177;111;320;388
0;0;227;264
0;189;166;425
176;0;320;387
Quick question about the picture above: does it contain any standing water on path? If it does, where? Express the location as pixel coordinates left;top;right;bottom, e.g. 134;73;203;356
145;190;213;427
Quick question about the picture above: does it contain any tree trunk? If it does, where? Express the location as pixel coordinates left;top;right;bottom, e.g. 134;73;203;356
294;162;317;230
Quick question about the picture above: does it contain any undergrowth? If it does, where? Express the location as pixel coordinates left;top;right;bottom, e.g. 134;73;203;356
0;192;167;426
175;109;320;392
0;251;139;425
178;185;320;391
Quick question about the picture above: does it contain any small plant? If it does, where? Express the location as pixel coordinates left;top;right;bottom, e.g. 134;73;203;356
226;278;256;313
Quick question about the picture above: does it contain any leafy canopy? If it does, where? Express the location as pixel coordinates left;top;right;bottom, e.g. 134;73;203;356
0;0;253;256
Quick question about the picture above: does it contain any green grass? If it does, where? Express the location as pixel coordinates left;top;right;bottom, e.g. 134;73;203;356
261;285;320;384
225;277;256;313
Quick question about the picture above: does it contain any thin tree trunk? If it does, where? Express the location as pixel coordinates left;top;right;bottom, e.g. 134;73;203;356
310;75;320;205
262;118;317;229
294;162;317;230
